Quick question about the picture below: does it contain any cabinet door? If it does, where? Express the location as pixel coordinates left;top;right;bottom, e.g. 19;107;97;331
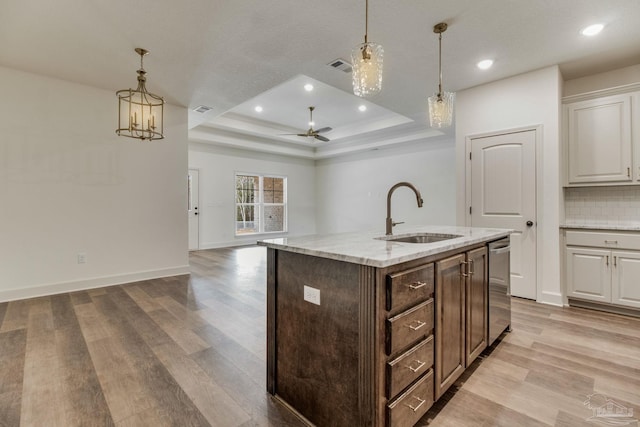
612;251;640;309
435;253;466;400
567;94;632;184
566;247;611;302
466;247;488;366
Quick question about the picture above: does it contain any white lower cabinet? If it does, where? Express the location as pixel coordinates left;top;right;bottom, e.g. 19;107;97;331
612;251;640;309
566;247;611;302
565;230;640;310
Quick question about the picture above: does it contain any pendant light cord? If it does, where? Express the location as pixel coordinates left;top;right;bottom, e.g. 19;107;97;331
364;0;369;43
438;31;443;98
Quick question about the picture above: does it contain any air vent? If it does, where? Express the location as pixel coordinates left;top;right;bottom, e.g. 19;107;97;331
193;105;213;114
327;58;353;73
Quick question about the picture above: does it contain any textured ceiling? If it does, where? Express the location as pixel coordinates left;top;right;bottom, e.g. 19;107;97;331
2;0;639;157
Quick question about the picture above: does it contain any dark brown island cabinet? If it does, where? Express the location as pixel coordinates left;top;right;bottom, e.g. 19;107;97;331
260;227;510;427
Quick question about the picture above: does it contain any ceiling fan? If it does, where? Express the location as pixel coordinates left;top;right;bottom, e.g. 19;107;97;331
282;106;332;142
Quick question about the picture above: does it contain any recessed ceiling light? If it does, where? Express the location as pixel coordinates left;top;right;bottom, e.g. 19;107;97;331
304;83;314;91
254;105;263;113
358;105;367;112
581;24;604;36
477;59;494;70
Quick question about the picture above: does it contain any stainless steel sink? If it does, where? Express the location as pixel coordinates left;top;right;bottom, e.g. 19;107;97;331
376;233;462;244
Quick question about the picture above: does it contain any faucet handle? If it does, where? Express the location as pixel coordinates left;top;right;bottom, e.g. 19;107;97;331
393;221;405;227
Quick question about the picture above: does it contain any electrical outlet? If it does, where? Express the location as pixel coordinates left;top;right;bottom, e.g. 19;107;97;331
77;253;87;264
303;285;321;305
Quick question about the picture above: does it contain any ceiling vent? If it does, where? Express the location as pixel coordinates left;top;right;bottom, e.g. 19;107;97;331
193;105;213;114
327;58;353;73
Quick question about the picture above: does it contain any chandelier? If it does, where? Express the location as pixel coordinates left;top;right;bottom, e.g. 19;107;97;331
116;48;164;140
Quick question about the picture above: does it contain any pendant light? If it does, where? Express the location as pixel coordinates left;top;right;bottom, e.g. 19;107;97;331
116;48;165;141
351;0;383;98
428;23;455;128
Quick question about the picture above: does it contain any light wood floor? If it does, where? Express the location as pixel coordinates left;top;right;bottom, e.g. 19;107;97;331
1;246;638;426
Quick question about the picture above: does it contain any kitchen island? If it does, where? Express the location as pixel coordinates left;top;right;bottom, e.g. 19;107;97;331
259;226;511;427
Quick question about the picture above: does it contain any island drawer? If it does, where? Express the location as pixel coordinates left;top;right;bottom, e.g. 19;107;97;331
386;335;434;399
386;264;434;312
386;368;434;427
386;299;434;356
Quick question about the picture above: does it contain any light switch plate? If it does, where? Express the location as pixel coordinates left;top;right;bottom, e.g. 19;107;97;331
303;285;321;305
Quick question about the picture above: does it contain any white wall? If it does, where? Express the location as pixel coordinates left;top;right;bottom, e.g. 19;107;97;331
563;63;640;96
188;143;316;248
455;66;563;306
315;139;456;234
0;66;189;302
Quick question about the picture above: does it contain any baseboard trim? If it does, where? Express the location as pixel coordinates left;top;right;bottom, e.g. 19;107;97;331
568;298;640;318
199;240;259;250
538;291;564;307
0;265;191;303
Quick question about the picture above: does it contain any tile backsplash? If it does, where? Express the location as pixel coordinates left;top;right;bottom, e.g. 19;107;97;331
565;186;640;225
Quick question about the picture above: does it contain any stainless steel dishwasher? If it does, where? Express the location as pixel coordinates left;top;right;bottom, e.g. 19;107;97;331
488;237;511;346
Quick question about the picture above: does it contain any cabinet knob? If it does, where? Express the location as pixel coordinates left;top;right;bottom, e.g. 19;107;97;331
526;221;534;227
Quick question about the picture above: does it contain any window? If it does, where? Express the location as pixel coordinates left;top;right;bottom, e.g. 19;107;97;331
235;173;287;235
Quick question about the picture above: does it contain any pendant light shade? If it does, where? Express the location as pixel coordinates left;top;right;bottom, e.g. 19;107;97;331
428;91;455;129
116;48;165;141
428;23;455;128
352;0;383;97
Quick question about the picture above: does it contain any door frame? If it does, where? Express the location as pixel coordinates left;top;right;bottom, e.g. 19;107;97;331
188;168;200;251
464;124;544;302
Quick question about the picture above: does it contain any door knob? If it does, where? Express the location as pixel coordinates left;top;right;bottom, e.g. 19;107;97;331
526;220;533;227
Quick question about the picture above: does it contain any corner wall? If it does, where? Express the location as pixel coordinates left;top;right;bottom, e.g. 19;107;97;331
455;66;563;305
0;66;189;302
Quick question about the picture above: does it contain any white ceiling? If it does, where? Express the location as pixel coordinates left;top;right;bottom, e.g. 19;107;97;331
2;0;639;158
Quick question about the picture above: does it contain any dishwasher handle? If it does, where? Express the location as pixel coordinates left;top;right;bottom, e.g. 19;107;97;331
489;245;511;255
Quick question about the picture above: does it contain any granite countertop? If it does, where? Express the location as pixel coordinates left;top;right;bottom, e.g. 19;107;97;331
561;223;640;231
258;225;512;268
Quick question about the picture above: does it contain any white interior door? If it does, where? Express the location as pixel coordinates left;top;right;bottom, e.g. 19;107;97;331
188;169;199;251
469;130;537;299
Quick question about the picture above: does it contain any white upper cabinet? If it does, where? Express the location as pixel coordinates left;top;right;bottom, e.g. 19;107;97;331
565;93;633;185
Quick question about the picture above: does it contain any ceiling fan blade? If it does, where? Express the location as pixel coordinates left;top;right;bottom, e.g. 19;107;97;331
314;134;330;142
314;127;332;134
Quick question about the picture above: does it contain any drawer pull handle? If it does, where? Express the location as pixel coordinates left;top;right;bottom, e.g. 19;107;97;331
405;396;426;412
460;261;469;278
408;281;427;290
604;240;618;245
407;320;426;331
468;259;474;275
406;359;426;373
606;255;609;266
